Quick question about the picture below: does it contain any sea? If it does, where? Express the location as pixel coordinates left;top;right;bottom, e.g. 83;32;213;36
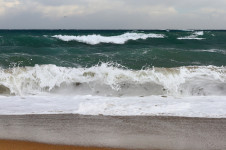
0;30;226;117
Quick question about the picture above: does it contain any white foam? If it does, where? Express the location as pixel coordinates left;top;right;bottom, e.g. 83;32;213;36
52;32;165;45
0;95;226;118
178;31;205;40
194;31;204;36
196;49;226;55
0;64;225;97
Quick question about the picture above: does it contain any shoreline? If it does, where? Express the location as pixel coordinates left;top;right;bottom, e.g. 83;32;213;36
1;95;226;118
0;114;226;150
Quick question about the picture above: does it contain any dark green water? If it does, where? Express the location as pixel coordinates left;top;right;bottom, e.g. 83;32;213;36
0;30;226;69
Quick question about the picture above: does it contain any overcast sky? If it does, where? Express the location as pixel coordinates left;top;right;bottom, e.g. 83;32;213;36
0;0;226;29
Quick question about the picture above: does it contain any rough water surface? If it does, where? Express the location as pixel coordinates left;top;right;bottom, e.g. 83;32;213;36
0;30;226;117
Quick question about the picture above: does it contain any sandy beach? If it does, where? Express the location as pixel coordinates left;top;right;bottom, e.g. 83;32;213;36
0;114;226;150
0;139;128;150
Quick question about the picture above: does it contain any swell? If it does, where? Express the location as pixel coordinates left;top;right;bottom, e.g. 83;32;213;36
52;32;165;45
1;31;226;69
0;63;225;97
51;30;208;45
0;30;224;46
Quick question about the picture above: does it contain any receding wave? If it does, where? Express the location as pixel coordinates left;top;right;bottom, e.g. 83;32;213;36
0;63;225;97
52;32;165;45
178;31;205;40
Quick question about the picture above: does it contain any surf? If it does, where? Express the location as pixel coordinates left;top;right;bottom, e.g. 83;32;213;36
0;63;225;97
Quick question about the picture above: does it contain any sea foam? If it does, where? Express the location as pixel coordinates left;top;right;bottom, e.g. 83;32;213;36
178;31;205;40
52;32;165;45
0;63;225;97
0;95;226;117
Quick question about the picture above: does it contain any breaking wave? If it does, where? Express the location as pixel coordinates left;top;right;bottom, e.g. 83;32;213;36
0;63;225;97
178;31;205;40
52;32;165;45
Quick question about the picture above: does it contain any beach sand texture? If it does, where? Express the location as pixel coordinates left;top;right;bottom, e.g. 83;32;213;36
0;114;226;150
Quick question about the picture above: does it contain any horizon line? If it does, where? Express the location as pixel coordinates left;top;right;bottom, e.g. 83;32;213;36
0;29;226;31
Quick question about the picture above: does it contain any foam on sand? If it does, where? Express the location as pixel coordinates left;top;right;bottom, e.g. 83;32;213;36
52;32;165;45
0;95;226;118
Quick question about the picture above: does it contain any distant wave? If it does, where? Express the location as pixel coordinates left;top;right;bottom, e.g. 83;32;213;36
178;31;205;40
180;29;195;32
52;32;165;45
195;49;226;55
0;63;225;97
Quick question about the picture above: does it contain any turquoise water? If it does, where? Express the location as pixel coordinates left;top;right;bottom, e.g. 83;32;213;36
0;30;226;69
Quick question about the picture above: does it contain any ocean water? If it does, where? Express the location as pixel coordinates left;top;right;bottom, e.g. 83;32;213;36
0;30;226;117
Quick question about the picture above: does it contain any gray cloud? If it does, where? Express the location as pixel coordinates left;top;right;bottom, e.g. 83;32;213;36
0;0;226;29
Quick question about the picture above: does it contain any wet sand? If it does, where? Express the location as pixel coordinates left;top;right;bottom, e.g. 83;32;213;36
0;114;226;150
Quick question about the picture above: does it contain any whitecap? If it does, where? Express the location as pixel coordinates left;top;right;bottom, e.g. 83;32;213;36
178;31;205;40
52;32;165;45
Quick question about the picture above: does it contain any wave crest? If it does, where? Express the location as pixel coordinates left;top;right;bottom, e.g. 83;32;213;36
178;31;205;40
52;32;165;45
0;63;225;97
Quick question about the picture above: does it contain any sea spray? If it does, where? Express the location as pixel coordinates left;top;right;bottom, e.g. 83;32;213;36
0;63;225;96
